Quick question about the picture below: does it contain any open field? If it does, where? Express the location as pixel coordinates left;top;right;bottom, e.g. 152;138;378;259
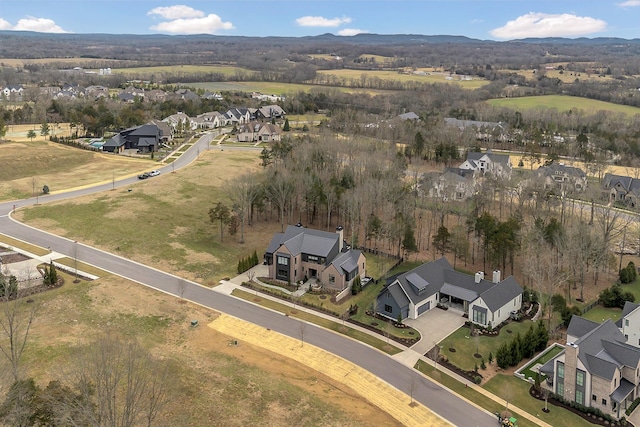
9;266;397;426
0;138;153;200
487;94;640;117
14;149;273;284
189;81;388;96
318;69;489;89
0;57;133;67
109;64;253;76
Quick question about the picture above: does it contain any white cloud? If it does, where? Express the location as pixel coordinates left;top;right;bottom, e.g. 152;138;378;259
150;14;234;35
490;13;607;39
12;17;69;33
296;16;352;27
148;5;204;20
0;19;12;30
338;28;368;36
618;0;640;6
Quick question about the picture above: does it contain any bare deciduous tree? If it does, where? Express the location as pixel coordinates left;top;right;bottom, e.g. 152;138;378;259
60;332;170;427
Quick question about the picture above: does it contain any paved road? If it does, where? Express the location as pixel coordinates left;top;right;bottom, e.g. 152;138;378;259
0;135;496;427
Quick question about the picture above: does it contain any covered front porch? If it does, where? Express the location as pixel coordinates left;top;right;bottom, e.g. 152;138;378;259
438;283;478;314
612;378;635;419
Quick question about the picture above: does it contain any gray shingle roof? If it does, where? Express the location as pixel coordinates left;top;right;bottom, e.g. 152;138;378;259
567;316;600;339
265;225;337;258
564;318;640;380
330;249;362;277
478;276;523;311
391;257;520;309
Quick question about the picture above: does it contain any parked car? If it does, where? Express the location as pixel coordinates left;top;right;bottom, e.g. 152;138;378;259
138;172;150;179
148;170;160;177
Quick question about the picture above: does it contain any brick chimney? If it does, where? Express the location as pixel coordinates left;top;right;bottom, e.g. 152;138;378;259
336;226;344;252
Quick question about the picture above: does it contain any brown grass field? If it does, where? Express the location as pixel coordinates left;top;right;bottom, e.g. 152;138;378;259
2;142;409;425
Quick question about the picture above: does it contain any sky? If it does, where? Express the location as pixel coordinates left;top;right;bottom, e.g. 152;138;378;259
0;0;639;40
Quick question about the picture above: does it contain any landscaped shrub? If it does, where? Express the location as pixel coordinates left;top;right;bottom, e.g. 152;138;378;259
620;261;637;284
600;284;635;308
351;275;362;295
626;397;640;416
237;252;260;274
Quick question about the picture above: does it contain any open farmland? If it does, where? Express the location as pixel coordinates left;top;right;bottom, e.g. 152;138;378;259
487;94;640;117
189;81;388;95
108;64;254;76
317;69;488;89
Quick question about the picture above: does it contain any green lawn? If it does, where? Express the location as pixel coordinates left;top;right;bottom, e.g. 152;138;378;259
487;95;640;117
581;305;622;323
440;321;537;371
414;361;537;427
518;344;564;382
484;374;594;427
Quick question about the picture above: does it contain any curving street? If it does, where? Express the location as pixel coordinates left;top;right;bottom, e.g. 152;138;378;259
0;135;496;427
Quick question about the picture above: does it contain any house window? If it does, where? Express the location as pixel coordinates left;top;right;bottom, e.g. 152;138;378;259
614;378;617;387
602;399;607;406
384;304;393;314
576;391;584;406
626;319;630;327
556;361;564;397
472;308;486;325
277;256;288;266
592;395;597;402
329;275;335;284
576;370;584;387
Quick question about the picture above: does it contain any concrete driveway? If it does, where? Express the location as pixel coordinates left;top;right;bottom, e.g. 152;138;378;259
404;308;467;355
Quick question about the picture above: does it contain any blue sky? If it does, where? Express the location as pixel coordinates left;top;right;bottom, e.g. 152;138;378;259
1;1;639;40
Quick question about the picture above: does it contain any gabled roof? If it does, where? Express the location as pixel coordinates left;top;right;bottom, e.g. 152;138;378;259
266;225;338;258
478;276;523;311
466;150;511;167
602;173;640;192
567;316;600;339
563;317;640;380
330;249;362;277
537;163;586;178
390;257;520;308
385;281;411;308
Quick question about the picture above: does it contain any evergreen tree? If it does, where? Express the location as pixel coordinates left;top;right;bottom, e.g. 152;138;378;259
283;118;290;132
535;321;549;351
48;260;57;285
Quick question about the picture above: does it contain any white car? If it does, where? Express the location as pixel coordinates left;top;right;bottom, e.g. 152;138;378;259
148;170;160;177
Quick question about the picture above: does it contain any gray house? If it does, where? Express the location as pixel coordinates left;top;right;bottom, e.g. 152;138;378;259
102;124;162;153
602;173;640;207
540;316;640;419
264;225;366;298
536;163;587;192
376;257;522;326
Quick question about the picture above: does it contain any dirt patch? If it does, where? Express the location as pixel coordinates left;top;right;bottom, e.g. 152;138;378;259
0;248;31;263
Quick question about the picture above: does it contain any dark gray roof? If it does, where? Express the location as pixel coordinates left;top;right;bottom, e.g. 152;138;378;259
616;301;640;328
265;225;338;258
466;150;510;167
386;281;410;308
602;173;640;192
567;318;640;380
537;163;586;178
539;354;560;376
567;316;600;339
391;257;520;309
330;249;362;277
611;378;635;403
103;133;125;148
477;276;522;311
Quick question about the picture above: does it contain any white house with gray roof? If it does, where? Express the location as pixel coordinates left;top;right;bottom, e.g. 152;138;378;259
376;257;522;325
264;225;365;298
540;316;640;419
616;302;640;348
459;150;512;180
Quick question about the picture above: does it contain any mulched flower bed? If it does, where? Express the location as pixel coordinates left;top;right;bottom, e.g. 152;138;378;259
529;386;634;427
436;356;482;384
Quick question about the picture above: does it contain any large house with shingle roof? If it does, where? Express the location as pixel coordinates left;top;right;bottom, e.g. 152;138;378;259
536;163;587;192
376;257;522;326
539;316;640;419
264;225;365;297
459;150;512;180
102;124;162;153
602;173;640;207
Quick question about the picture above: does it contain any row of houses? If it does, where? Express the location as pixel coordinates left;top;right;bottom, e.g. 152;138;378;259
101;103;286;153
264;225;523;326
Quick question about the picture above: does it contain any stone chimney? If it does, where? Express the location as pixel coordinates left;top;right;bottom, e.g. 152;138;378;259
336;226;344;252
493;270;501;283
475;271;484;284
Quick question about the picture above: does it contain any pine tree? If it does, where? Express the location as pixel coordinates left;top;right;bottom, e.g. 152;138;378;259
48;260;57;285
283;118;290;132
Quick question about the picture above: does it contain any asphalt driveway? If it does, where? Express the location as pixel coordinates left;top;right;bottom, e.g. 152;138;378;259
404;307;467;355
